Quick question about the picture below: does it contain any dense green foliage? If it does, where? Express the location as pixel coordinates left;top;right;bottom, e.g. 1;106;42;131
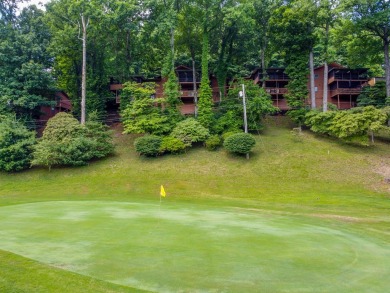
120;82;156;111
284;56;310;125
214;110;243;134
197;32;214;129
160;136;186;154
222;130;243;141
305;110;337;135
121;82;175;136
32;113;114;169
223;132;256;155
357;81;387;107
346;0;390;98
217;80;277;133
134;135;162;157
0;118;36;172
205;135;222;151
163;71;181;109
305;106;387;145
0;6;54;120
171;118;210;147
84;113;115;159
1;0;388;125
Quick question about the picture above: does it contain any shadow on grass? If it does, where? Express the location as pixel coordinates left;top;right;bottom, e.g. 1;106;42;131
304;131;387;155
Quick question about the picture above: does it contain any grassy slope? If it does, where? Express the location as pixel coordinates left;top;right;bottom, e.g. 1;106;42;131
0;118;389;291
0;250;145;293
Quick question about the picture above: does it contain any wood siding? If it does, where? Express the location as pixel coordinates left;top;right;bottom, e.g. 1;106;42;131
110;65;221;115
252;63;369;111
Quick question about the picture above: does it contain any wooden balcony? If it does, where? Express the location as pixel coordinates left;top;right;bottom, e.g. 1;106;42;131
180;104;195;115
330;88;362;97
328;69;368;84
110;83;123;91
259;73;289;81
178;77;201;83
180;90;196;97
265;88;288;94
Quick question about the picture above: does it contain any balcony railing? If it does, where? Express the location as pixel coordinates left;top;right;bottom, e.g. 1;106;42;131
110;84;123;91
180;90;196;97
328;72;368;84
330;88;362;97
178;76;201;83
265;88;288;94
330;101;357;110
259;73;289;81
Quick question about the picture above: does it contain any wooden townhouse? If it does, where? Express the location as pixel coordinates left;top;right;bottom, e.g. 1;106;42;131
251;68;289;111
109;65;220;115
317;63;369;109
252;63;369;110
39;91;72;121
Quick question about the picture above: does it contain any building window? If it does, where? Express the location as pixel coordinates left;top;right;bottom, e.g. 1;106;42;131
314;74;319;79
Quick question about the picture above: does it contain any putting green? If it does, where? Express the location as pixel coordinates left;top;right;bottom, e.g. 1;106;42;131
0;200;389;292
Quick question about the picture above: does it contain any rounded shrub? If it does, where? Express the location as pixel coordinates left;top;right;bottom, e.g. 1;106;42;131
160;136;186;154
134;135;162;157
223;133;256;155
42;112;84;140
0;118;36;172
222;130;242;142
171;118;210;147
205;135;222;151
32;112;114;169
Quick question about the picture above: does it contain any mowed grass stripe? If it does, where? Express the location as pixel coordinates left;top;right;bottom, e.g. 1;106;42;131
0;200;389;292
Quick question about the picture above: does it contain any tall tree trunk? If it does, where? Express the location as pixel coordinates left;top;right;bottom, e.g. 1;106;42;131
192;58;198;117
309;49;316;109
385;38;390;99
260;36;267;89
80;14;88;125
216;30;230;101
323;22;329;112
323;62;328;112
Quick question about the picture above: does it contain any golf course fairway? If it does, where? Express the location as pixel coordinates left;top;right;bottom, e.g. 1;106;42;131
0;200;389;292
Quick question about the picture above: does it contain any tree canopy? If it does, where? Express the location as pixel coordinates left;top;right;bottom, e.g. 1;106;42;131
0;0;388;123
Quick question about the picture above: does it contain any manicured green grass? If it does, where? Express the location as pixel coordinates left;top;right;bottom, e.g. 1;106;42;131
1;200;390;292
0;249;143;293
0;118;390;292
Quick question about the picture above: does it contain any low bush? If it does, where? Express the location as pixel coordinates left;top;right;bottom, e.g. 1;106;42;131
205;135;222;151
160;136;186;154
213;110;242;134
0;118;36;172
223;133;256;155
134;135;162;157
171;118;210;147
222;131;242;141
305;106;387;145
32;113;114;169
85;120;115;159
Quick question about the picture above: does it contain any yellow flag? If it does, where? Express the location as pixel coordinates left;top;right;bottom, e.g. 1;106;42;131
160;185;166;197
